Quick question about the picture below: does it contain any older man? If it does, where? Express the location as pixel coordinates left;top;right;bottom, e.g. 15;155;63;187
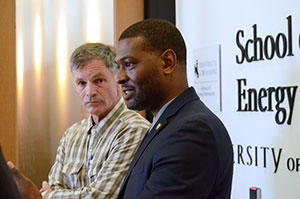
9;43;149;199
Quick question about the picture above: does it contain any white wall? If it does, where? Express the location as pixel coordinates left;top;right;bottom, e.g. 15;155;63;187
176;0;300;198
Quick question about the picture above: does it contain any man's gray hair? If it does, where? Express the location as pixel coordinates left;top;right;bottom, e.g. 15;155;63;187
70;42;117;74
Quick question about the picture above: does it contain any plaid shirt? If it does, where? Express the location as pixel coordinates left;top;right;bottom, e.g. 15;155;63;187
42;98;149;199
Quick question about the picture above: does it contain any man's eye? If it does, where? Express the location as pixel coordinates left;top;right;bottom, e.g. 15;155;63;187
78;81;86;86
97;79;104;83
125;61;133;68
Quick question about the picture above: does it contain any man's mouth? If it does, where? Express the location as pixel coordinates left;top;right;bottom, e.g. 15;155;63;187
85;101;99;106
122;87;135;100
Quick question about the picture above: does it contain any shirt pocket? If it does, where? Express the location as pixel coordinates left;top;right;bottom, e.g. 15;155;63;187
62;162;84;189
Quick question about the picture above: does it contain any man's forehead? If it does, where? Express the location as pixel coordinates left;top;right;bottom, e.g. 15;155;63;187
117;37;145;51
73;63;112;78
116;37;148;61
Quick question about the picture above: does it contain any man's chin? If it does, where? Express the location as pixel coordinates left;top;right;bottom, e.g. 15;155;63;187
85;108;101;115
126;100;144;111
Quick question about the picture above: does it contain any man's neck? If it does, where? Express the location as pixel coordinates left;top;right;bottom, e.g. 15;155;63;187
92;97;121;124
151;86;188;117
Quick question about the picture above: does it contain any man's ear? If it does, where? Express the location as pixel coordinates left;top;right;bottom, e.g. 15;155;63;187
160;49;177;75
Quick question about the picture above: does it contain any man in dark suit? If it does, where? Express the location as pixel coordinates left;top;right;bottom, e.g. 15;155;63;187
0;147;21;199
115;18;233;198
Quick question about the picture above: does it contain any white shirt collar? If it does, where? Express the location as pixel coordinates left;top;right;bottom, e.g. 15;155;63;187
149;97;176;131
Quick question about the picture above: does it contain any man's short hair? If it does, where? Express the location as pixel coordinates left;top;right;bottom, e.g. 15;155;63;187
70;43;117;74
119;18;187;66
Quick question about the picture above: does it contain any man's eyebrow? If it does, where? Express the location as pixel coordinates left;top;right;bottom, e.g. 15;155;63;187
116;56;133;63
74;77;83;82
91;73;106;79
75;73;105;81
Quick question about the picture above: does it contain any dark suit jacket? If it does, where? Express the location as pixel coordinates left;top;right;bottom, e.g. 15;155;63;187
117;87;233;199
0;147;20;199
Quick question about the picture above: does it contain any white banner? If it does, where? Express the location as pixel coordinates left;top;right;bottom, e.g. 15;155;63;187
177;0;300;198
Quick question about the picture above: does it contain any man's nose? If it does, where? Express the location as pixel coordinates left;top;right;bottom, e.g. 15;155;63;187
86;82;97;97
116;68;129;84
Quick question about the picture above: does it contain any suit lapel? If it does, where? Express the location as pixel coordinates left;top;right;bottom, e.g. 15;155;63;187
118;87;199;196
131;117;167;167
119;116;167;194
